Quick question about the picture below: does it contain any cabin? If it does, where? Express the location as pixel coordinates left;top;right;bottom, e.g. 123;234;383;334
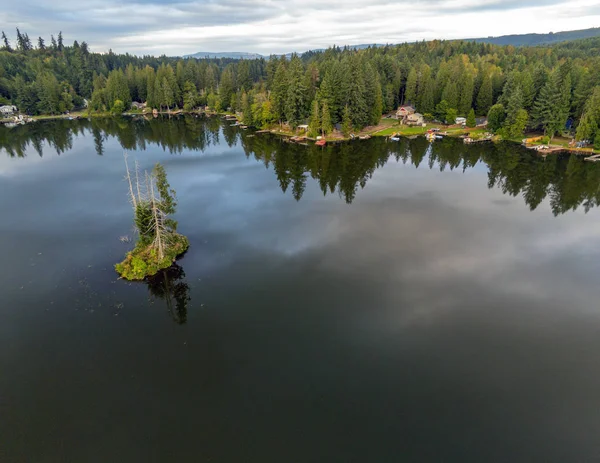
131;102;147;110
0;105;17;117
455;116;467;125
396;105;415;118
297;124;309;132
404;112;425;126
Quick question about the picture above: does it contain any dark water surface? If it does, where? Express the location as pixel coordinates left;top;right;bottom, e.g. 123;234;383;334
2;116;600;462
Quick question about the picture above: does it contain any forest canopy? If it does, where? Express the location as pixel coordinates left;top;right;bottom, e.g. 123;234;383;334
2;30;600;142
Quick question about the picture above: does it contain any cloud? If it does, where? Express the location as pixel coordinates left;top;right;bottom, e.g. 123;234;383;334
0;0;598;55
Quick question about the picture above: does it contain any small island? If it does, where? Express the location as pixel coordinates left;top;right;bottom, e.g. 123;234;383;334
115;155;189;280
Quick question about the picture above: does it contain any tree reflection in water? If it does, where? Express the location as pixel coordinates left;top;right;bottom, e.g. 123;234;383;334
146;264;191;324
2;114;600;216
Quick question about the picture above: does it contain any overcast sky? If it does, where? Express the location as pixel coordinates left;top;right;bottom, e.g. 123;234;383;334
1;0;598;56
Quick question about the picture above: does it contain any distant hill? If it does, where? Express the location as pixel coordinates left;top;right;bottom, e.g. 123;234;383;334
183;44;383;60
182;28;600;60
183;51;264;59
466;27;600;46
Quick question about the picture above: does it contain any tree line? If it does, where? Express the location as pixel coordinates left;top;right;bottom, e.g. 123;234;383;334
2;30;600;144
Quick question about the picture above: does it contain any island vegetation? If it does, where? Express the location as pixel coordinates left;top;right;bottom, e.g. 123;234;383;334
115;156;189;280
1;29;600;147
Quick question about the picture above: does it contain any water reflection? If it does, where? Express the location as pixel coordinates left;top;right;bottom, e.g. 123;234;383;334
2;115;600;216
146;264;191;324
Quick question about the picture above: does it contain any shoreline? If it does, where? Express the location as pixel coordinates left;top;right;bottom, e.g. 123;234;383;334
6;110;598;156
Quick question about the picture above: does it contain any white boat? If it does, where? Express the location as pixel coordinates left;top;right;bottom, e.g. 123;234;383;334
390;136;400;141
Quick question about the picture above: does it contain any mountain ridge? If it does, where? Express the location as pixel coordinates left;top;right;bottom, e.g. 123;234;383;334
182;27;600;59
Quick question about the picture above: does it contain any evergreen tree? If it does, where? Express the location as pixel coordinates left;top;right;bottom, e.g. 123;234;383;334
271;61;288;123
241;91;253;126
532;69;570;139
1;31;11;51
36;72;61;114
219;67;235;111
504;109;528;139
576;86;600;142
466;108;476;128
520;71;536;110
285;55;308;127
57;31;64;51
405;67;418;105
341;104;352;136
37;36;45;50
435;100;449;121
442;81;459;110
458;74;474;115
161;77;174;110
321;101;333;136
371;79;383;125
50;35;57;50
504;87;524;131
345;56;368;128
182;81;198;110
487;103;506;132
446;107;458;125
105;70;131;108
308;99;320;137
16;28;25;52
476;73;493;115
420;75;435;114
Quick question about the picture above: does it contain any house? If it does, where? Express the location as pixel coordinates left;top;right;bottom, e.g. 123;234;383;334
475;117;488;127
297;124;309;131
0;105;17;117
396;105;415;118
131;102;147;110
455;116;467;125
404;112;425;126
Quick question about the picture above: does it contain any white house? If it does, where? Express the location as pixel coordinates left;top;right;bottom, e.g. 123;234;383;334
0;105;17;117
404;112;425;126
455;116;467;125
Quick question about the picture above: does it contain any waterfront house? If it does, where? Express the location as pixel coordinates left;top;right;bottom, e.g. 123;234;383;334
131;102;147;110
404;112;425;126
0;105;17;117
396;105;415;118
455;116;467;125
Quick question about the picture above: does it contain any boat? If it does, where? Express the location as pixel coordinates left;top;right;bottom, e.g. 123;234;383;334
359;134;371;140
315;139;326;146
390;136;400;141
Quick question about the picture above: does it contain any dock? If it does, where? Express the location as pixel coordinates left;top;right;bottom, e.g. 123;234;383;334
464;136;492;144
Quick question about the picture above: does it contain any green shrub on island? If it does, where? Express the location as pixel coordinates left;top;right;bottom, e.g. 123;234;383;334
115;234;189;280
116;157;189;280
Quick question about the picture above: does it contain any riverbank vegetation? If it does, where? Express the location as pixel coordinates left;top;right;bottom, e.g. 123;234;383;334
115;157;189;280
1;30;600;146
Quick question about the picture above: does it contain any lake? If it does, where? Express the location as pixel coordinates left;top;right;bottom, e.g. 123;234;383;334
2;115;600;462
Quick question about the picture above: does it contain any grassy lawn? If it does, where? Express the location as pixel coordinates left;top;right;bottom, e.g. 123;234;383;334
373;122;483;138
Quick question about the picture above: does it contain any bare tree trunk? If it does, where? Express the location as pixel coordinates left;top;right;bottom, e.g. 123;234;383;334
134;160;142;203
123;152;137;210
150;177;164;261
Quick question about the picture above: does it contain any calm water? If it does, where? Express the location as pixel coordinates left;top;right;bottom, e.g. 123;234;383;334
2;116;600;462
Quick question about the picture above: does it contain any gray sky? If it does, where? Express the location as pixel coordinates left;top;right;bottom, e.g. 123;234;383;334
0;0;598;56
